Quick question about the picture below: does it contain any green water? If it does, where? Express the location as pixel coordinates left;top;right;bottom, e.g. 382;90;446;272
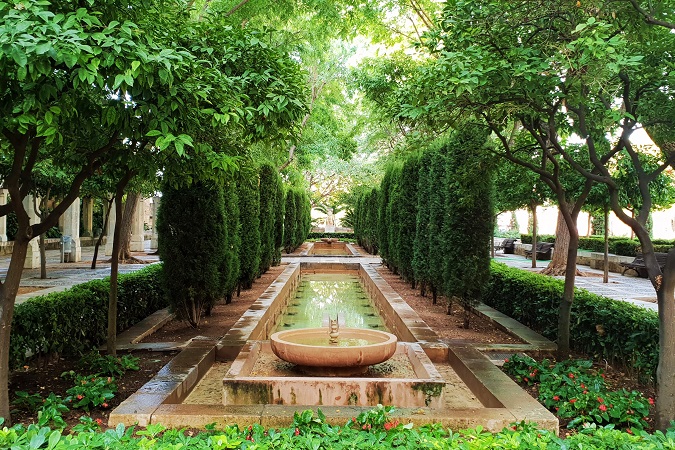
273;273;387;332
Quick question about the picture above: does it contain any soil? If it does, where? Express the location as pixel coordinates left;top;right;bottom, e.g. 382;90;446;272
6;249;656;436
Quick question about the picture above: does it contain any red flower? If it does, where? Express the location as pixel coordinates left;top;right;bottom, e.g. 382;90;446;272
626;428;633;435
523;377;529;382
568;373;575;379
569;399;577;404
553;396;560;401
583;390;588;394
384;421;399;431
295;427;300;436
597;397;604;403
102;403;108;408
504;358;509;363
649;398;655;406
600;373;606;379
95;418;103;425
77;395;83;400
580;383;585;389
555;407;559;411
599;404;607;412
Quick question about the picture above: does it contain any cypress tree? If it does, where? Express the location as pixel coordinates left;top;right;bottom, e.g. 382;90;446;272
237;170;261;291
292;189;306;249
377;167;394;266
157;182;226;327
258;163;277;274
283;187;296;253
443;126;494;326
413;150;434;296
365;188;379;254
398;155;421;286
427;146;448;305
386;164;403;272
272;172;285;265
222;177;240;304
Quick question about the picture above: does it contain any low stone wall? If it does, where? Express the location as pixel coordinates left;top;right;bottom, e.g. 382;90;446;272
0;236;106;256
513;244;633;274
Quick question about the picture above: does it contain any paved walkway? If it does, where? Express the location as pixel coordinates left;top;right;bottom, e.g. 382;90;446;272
493;252;657;311
0;242;659;312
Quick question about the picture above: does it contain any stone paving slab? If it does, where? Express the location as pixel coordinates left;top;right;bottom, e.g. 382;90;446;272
494;252;657;311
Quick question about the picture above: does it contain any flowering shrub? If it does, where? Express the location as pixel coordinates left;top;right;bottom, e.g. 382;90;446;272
78;352;140;377
504;354;651;430
63;371;117;411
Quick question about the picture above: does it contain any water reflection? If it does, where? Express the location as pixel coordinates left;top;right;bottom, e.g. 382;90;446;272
274;273;387;332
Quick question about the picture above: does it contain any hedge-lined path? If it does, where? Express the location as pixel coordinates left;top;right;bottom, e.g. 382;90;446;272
494;252;657;311
0;241;159;306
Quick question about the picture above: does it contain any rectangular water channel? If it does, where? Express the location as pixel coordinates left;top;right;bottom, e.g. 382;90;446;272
273;273;386;332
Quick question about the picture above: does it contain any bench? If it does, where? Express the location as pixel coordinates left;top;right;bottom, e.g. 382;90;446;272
494;238;515;252
620;252;668;278
524;242;554;260
501;238;516;254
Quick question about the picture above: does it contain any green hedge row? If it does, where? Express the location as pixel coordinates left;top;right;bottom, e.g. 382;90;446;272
9;264;166;369
307;232;355;239
520;234;675;256
485;262;658;381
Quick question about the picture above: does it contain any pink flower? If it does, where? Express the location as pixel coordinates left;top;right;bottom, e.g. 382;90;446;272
597;397;604;403
569;399;577;404
649;398;655;406
553;396;560;401
599;404;607;412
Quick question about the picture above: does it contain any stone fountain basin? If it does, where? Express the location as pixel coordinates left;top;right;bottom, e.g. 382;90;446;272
223;341;445;407
270;328;397;376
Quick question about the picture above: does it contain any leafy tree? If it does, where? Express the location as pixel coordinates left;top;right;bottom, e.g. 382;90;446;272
272;175;285;265
157;182;226;327
385;163;403;272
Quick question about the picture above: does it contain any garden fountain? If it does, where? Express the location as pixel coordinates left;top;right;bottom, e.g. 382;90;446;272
269;320;398;376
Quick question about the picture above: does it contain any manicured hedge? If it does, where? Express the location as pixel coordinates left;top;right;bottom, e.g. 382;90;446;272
485;262;658;381
520;234;674;256
9;264;166;369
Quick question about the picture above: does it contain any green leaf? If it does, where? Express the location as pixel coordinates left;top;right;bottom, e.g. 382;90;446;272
11;48;27;67
146;130;162;137
131;60;140;72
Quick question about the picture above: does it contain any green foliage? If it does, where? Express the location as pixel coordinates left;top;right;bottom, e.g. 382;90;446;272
222;178;241;302
77;352;140;378
485;262;659;381
412;151;434;290
504;355;651;430
9;264;164;369
395;156;421;283
427;148;448;300
63;372;116;412
36;394;69;430
519;235;675;256
258;163;278;274
283;188;296;253
4;405;675;448
237;171;262;290
353;188;379;254
384;163;403;271
157;183;226;327
443;127;494;314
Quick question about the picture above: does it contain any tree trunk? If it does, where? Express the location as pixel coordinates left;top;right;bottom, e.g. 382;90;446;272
541;207;581;276
106;193;124;356
419;281;426;298
656;249;675;430
0;236;29;425
431;285;437;305
117;192;139;261
586;214;591;237
39;233;46;279
531;201;538;269
92;198;113;270
557;227;580;358
603;205;609;284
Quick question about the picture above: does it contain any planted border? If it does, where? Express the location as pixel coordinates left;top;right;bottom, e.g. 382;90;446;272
485;262;658;381
9;264;166;369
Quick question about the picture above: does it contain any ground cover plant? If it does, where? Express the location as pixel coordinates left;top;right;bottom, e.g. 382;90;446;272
3;405;675;449
503;354;652;431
